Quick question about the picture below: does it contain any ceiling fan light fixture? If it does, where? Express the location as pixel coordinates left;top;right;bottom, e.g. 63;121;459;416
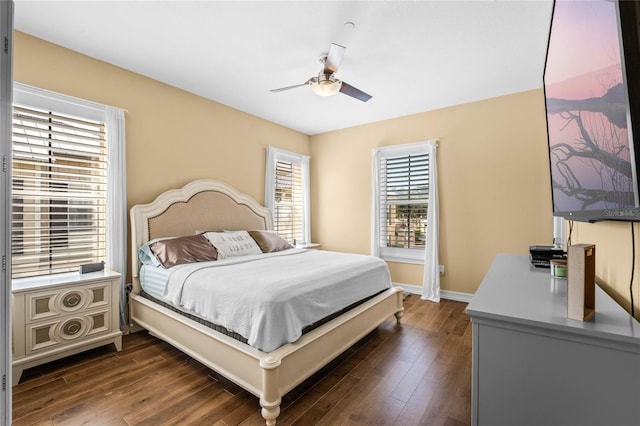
310;73;342;97
311;80;342;96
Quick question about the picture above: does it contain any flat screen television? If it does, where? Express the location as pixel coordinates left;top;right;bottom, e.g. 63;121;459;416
544;0;640;222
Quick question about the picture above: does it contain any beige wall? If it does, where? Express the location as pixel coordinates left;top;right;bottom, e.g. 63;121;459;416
310;90;554;295
14;32;310;281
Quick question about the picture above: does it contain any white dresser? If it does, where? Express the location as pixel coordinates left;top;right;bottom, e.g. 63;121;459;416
467;254;640;426
12;269;123;384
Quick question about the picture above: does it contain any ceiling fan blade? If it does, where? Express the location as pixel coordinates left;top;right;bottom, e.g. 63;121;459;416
325;43;346;73
339;81;372;102
270;80;311;93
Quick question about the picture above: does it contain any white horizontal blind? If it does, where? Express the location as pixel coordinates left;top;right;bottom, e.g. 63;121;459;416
11;105;107;278
379;152;429;250
274;159;304;244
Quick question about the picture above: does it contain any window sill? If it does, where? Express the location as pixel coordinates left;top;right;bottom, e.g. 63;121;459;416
380;255;425;265
379;247;425;265
295;242;320;249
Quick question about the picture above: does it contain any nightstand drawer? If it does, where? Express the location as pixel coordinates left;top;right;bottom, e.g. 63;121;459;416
26;282;111;323
27;309;111;354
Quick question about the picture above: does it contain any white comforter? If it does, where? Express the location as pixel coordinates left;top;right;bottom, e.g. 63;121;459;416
162;249;391;352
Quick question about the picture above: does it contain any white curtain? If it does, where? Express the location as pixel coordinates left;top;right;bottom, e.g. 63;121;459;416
370;149;382;258
105;107;128;329
301;154;311;244
265;146;277;211
422;141;440;302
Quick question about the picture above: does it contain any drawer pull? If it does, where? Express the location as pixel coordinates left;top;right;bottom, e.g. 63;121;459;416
62;292;82;308
62;319;83;337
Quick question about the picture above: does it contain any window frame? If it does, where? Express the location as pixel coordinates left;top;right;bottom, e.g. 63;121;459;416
264;146;310;245
372;141;431;264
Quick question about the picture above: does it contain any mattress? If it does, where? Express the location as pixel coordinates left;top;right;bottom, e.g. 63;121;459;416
138;289;385;347
139;249;392;352
139;264;172;300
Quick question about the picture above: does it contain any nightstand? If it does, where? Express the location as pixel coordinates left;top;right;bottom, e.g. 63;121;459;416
12;269;123;384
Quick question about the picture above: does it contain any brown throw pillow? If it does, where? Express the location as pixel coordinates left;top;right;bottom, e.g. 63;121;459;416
248;230;293;253
150;234;218;268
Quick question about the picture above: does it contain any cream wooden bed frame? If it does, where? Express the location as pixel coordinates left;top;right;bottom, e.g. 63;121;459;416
129;179;404;425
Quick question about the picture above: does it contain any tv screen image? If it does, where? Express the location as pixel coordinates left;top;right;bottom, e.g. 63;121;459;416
544;0;640;222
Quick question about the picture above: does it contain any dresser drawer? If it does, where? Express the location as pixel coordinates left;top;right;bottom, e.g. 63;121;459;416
26;309;112;354
26;282;111;323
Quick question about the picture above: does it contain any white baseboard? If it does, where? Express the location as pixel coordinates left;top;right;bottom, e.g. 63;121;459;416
393;282;474;303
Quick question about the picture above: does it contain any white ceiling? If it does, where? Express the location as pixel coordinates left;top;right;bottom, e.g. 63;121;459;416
14;0;554;136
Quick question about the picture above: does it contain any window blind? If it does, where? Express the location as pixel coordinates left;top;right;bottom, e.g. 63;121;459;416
273;159;304;244
379;153;429;249
11;105;107;278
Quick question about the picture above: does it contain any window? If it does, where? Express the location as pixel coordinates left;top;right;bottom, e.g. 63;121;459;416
11;85;109;279
373;141;430;263
265;147;310;245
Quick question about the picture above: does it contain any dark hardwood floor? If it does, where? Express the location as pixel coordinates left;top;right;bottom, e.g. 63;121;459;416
12;295;472;425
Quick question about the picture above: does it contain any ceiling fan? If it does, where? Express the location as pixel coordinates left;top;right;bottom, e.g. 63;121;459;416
270;43;372;102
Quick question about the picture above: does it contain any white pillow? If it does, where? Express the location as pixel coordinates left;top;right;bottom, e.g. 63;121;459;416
204;230;262;258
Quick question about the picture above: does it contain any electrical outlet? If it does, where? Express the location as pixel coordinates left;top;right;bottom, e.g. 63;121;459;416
439;265;445;275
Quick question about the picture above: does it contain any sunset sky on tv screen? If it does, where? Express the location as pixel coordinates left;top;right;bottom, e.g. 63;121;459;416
545;0;634;213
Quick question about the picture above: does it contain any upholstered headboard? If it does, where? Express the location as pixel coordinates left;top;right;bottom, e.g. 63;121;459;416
130;179;273;291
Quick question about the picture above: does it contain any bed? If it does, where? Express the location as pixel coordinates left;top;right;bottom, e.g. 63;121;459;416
129;179;404;425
